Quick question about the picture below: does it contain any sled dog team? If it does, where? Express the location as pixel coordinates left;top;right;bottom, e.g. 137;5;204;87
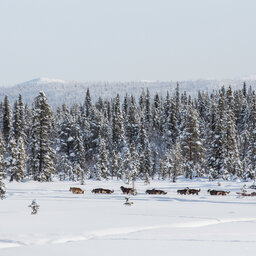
69;186;239;196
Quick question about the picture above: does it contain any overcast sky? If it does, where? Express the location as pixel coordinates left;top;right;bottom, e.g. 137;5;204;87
0;0;256;86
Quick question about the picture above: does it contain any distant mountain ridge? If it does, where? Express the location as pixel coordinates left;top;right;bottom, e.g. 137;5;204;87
0;77;255;107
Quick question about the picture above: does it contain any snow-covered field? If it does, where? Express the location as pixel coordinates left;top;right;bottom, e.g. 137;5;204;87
1;178;256;256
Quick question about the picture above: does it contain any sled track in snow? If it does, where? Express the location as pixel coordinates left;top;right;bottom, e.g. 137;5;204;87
1;217;256;249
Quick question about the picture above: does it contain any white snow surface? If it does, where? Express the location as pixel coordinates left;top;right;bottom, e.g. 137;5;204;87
1;178;256;256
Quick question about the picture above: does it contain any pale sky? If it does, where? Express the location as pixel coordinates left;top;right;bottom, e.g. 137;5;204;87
0;0;256;86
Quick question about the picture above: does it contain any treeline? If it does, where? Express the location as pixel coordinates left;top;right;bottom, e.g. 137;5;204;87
0;83;255;184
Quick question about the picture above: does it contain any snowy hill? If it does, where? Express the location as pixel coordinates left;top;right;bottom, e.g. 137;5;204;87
0;77;255;107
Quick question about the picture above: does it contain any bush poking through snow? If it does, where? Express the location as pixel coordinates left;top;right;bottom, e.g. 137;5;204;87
28;200;40;215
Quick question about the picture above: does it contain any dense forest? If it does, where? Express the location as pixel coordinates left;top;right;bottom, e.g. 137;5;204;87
0;83;255;185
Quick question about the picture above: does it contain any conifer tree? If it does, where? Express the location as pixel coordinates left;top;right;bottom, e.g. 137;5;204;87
12;95;26;142
144;140;153;178
112;94;126;151
126;96;140;144
209;90;226;179
165;99;178;147
180;102;205;178
95;137;109;180
246;98;256;180
122;147;132;183
170;143;184;182
139;90;146;111
13;101;19;140
225;86;242;178
88;106;103;155
175;83;181;124
28;92;56;181
123;93;129;117
145;89;152;129
6;136;18;179
111;151;119;179
158;155;168;180
56;154;73;181
7;136;26;182
152;93;161;132
0;133;6;180
3;96;12;144
130;142;139;181
84;88;92;118
115;152;123;180
138;117;148;152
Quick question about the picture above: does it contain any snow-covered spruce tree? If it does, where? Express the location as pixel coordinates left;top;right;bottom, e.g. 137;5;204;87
80;165;86;185
122;93;129;118
122;146;132;183
235;90;250;161
138;151;145;179
152;147;159;178
56;154;73;181
89;106;104;155
245;98;256;180
110;151;119;179
139;90;146;111
28;91;56;182
175;83;181;125
234;90;245;131
164;91;171;117
112;94;126;152
138;116;148;152
115;151;123;180
179;92;189;133
205;92;218;177
95;137;109;180
144;89;152;130
143;140;153;179
15;136;27;181
72;125;86;169
12;95;26;142
57;107;73;160
152;93;161;133
2;95;12;145
158;155;169;180
73;163;84;183
180;101;205;179
130;142;139;181
84;88;92;118
95;96;104;113
6;136;18;179
80;110;92;161
99;109;112;150
12;101;19;140
0;133;6;180
170;142;184;182
196;91;210;163
106;100;112;123
126;96;140;145
208;89;227;179
58;107;86;168
165;99;178;148
7;136;26;182
24;104;33;143
224;86;242;178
